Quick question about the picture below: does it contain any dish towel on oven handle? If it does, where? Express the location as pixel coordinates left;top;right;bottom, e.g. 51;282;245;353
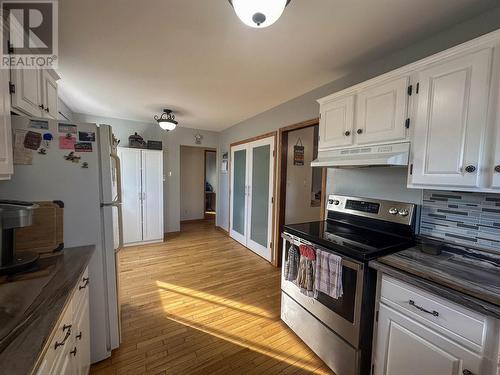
284;244;300;282
297;244;316;297
314;249;343;299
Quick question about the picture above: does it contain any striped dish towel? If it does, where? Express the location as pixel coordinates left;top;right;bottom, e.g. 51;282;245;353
314;249;343;299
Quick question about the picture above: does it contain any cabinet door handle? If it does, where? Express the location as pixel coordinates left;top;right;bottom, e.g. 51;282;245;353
409;300;439;317
356;129;363;135
76;331;82;340
39;104;44;109
45;107;49;112
494;165;500;173
63;324;72;332
79;277;89;290
344;131;351;136
463;370;474;375
464;165;476;173
54;329;71;349
70;347;77;356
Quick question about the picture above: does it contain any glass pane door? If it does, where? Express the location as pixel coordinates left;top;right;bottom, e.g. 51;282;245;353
231;149;247;238
246;137;274;261
250;145;270;247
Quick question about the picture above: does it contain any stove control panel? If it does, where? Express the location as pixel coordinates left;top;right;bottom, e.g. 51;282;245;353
327;195;416;225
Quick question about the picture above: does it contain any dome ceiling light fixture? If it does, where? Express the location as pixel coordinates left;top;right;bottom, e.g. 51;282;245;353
155;109;178;131
228;0;291;28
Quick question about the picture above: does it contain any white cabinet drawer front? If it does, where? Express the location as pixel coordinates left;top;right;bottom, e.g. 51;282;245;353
410;48;492;188
380;275;486;350
319;95;355;149
374;303;482;375
45;300;73;374
355;76;409;145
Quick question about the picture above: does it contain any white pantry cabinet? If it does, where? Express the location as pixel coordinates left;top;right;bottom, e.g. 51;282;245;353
10;68;59;119
0;68;13;180
119;148;164;245
36;268;91;375
409;48;493;189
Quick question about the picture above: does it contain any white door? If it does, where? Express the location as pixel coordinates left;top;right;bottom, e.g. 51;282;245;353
373;303;482;375
10;68;43;116
319;95;355;149
141;150;164;242
246;137;275;261
230;137;275;261
230;143;248;246
410;48;492;188
0;68;12;179
355;76;409;145
119;148;143;244
42;70;58;119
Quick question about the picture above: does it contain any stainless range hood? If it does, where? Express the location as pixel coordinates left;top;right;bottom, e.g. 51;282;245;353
311;142;410;168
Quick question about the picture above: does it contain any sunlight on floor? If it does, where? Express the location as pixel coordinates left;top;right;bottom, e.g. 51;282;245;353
155;280;328;373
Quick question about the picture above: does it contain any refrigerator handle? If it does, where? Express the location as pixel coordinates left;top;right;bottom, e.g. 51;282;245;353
111;152;125;251
111;153;123;204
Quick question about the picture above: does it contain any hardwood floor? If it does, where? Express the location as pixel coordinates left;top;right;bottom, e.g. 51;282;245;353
90;220;333;375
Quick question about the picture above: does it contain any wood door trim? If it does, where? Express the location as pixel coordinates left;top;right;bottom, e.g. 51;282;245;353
273;118;325;268
228;132;277;263
230;131;277;148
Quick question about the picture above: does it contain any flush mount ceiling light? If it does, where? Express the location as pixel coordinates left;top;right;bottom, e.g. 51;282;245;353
229;0;291;28
155;109;178;131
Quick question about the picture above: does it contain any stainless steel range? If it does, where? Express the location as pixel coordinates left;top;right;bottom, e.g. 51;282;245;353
281;195;418;375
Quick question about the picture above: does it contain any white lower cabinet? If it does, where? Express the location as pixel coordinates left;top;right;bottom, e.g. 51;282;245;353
374;303;481;375
36;268;91;375
373;275;497;375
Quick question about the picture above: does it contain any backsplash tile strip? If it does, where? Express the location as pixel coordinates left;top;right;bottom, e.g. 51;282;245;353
421;190;500;253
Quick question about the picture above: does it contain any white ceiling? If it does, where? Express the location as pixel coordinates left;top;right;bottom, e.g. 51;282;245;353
58;0;498;131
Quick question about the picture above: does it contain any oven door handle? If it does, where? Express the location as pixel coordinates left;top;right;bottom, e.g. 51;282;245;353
281;232;363;271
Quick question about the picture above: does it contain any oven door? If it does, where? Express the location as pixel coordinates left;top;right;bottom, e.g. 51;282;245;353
281;232;364;348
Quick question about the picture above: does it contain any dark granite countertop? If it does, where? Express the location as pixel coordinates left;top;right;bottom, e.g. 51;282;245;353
369;237;500;318
0;246;94;375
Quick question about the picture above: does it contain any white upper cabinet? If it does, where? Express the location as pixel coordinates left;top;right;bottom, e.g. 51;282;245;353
10;68;43;116
10;68;59;118
318;95;355;149
41;70;58;119
409;48;492;188
0;68;13;180
355;76;409;145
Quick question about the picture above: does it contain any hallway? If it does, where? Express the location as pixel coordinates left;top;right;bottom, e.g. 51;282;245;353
90;221;332;374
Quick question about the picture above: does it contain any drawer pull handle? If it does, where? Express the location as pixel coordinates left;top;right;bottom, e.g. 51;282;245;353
462;370;474;375
70;347;77;356
76;331;82;340
63;324;72;332
79;277;90;290
54;329;71;349
409;300;439;317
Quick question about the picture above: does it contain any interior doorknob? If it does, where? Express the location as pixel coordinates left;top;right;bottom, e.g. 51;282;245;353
344;131;351;136
495;165;500;173
356;129;363;134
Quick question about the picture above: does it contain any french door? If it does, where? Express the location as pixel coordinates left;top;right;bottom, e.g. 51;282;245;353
230;136;275;261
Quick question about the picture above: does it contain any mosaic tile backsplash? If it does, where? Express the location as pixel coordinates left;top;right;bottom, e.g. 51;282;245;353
421;190;500;252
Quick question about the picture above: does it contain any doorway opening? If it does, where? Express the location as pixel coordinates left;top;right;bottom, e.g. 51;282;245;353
180;146;217;226
204;150;217;221
274;119;326;267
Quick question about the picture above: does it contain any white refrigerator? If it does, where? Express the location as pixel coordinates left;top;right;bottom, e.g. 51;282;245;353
0;115;122;363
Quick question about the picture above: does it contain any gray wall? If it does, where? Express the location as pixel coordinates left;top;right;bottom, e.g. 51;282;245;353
217;7;500;231
73;113;219;233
